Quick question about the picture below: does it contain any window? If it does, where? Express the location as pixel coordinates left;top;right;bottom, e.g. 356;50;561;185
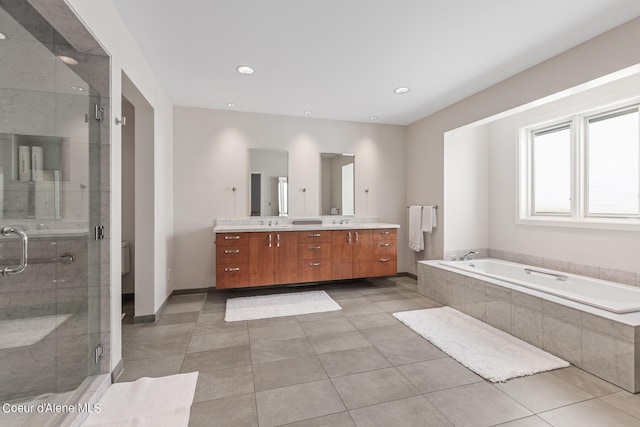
532;124;572;215
586;108;639;217
520;102;640;228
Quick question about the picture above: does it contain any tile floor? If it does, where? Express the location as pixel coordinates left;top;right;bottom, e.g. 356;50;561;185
120;277;640;427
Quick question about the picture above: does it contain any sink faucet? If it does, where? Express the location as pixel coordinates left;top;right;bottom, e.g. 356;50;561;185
461;251;479;261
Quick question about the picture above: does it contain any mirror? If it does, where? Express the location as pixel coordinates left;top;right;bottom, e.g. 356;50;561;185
249;149;289;216
320;153;355;216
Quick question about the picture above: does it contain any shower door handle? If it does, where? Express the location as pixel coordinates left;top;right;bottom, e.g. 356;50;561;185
1;227;28;276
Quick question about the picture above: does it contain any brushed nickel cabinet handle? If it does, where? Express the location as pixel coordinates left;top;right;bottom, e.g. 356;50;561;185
268;234;272;248
380;231;390;235
309;262;321;267
276;233;280;248
224;249;240;254
380;258;391;262
224;267;241;272
347;232;352;244
308;233;321;237
380;243;390;247
308;245;321;250
355;231;359;242
224;235;241;240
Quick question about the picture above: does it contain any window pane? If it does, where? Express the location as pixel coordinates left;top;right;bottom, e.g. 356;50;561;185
533;127;571;214
587;110;639;215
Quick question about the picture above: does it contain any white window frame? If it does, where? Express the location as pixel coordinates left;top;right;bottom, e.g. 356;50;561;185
517;99;640;231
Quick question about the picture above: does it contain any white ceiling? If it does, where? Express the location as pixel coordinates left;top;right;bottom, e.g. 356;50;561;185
111;0;640;125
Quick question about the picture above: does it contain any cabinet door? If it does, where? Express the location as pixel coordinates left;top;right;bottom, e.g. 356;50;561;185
274;232;298;284
352;230;373;278
331;230;353;280
249;232;275;286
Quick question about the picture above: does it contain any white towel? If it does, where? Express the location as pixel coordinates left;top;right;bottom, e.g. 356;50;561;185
422;206;437;233
83;372;199;427
409;206;424;252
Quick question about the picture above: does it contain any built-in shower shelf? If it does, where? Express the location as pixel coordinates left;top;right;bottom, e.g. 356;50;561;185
0;314;71;349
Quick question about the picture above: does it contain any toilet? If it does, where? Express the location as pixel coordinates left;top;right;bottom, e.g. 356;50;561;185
121;241;131;275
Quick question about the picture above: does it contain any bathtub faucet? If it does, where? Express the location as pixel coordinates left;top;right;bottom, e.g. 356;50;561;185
461;251;479;261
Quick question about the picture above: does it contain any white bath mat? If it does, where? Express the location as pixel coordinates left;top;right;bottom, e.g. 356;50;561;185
393;307;569;382
225;290;342;322
83;372;198;427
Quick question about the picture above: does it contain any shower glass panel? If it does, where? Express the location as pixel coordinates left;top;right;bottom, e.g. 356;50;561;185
0;0;107;422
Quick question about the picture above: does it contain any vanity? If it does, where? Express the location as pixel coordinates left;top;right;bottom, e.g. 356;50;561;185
214;219;399;289
214;149;399;288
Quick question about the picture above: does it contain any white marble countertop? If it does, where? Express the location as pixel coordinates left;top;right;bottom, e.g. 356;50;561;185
214;222;400;233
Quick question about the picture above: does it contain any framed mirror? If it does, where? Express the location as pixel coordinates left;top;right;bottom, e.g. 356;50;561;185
249;149;288;216
320;153;355;216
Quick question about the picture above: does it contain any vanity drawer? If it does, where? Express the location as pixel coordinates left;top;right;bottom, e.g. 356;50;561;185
298;243;331;260
216;245;249;265
216;233;249;247
297;231;331;244
373;240;397;257
216;264;249;288
372;229;397;241
298;260;332;282
372;257;397;277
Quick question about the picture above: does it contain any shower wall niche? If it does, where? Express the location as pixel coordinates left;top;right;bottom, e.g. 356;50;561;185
0;133;67;219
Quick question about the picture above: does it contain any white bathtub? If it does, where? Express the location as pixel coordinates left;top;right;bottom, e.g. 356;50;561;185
440;259;640;314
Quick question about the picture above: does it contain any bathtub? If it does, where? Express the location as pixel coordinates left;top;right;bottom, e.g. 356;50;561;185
440;259;640;314
417;258;640;392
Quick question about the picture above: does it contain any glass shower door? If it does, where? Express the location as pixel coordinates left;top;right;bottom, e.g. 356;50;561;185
0;1;105;422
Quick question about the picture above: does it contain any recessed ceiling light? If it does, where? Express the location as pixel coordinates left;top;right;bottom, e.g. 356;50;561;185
394;87;410;94
57;55;78;65
304;110;312;114
71;86;84;91
0;32;7;40
227;103;236;107
369;116;377;120
236;65;254;75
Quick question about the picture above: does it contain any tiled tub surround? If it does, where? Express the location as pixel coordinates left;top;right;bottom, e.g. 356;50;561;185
417;260;640;393
441;259;640;314
488;249;640;288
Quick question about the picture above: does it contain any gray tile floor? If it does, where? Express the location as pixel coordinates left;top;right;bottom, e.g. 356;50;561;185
120;277;640;427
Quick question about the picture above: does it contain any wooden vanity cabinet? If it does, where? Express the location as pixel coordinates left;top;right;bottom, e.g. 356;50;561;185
215;233;249;289
372;228;397;276
215;227;397;288
297;231;331;282
248;232;299;287
331;230;373;280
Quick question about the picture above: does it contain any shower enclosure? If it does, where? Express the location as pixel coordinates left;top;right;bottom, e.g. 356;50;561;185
0;0;110;424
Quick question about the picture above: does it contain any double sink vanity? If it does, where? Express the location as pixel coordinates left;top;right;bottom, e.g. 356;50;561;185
214;218;399;289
